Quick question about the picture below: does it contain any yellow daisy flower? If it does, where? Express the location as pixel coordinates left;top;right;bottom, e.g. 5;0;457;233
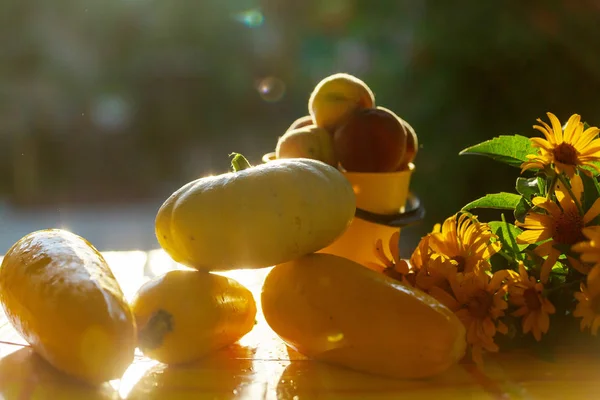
572;225;600;269
516;174;600;283
507;262;556;341
428;213;501;275
573;265;600;335
429;270;512;365
414;252;457;293
521;112;600;177
367;231;413;285
409;223;441;272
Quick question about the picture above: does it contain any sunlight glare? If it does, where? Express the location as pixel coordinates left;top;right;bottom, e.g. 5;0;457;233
102;250;148;301
146;248;187;278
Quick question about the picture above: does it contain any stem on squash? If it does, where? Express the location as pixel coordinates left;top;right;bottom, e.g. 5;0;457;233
138;309;173;351
230;153;252;172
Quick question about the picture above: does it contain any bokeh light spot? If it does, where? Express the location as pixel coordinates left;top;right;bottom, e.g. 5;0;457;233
256;77;286;103
234;9;264;28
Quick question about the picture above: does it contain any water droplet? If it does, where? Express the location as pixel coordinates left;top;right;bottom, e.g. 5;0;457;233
257;77;285;102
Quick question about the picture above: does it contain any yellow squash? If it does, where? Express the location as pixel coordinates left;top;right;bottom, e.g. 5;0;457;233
155;154;356;270
261;253;467;380
0;229;136;385
131;269;257;365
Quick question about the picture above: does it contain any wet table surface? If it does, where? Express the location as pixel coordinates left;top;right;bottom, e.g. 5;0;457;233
1;249;600;399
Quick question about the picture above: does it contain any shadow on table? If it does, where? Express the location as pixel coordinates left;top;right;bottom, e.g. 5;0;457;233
0;347;118;400
127;344;258;399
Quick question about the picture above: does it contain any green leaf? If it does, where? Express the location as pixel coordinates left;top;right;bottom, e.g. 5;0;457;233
537;176;547;195
489;217;527;260
516;177;541;199
514;196;532;223
459;135;537;168
580;172;600;216
580;161;600;177
489;252;509;273
462;192;522;212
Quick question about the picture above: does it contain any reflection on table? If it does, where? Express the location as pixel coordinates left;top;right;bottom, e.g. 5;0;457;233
1;250;600;399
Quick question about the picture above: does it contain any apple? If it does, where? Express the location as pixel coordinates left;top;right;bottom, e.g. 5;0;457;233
276;125;338;167
308;73;375;133
376;106;418;170
333;108;407;173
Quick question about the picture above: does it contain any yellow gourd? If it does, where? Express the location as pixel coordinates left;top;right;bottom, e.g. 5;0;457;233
261;253;467;380
0;229;136;385
131;269;257;365
155;153;356;270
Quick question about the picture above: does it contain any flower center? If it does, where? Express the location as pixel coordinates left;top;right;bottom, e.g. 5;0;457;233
553;210;584;245
467;289;493;319
553;143;578;165
523;288;542;311
451;255;466;272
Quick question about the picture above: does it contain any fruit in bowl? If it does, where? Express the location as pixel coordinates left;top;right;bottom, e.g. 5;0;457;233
333;107;407;173
286;115;315;132
276;125;338;167
377;106;418;170
308;73;375;133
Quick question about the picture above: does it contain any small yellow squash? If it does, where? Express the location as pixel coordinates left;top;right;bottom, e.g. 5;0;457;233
0;229;136;385
261;253;467;380
131;269;257;365
155;154;356;270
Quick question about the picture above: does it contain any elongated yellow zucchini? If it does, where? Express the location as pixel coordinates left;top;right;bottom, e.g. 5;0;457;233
0;229;136;385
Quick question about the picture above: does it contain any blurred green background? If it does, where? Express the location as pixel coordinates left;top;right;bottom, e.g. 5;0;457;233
1;0;600;255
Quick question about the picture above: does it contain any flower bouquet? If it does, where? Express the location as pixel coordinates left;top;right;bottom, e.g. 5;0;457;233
372;112;600;364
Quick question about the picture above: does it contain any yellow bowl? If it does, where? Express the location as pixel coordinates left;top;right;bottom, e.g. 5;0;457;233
262;153;424;268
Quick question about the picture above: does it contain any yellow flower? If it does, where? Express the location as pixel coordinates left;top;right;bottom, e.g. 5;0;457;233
572;225;600;270
507;262;556;341
516;174;600;283
409;223;441;272
367;231;413;285
414;252;457;292
521;112;600;177
428;213;501;274
429;270;511;365
573;265;600;335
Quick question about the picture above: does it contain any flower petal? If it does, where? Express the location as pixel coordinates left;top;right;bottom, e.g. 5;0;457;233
429;286;461;311
533;122;555;144
574;126;600;148
539;248;561;284
587;265;600;298
516;229;552;244
562;114;581;143
530;137;553;151
547;112;564;143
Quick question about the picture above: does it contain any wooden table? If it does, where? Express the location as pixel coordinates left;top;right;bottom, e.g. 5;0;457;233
1;250;600;399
